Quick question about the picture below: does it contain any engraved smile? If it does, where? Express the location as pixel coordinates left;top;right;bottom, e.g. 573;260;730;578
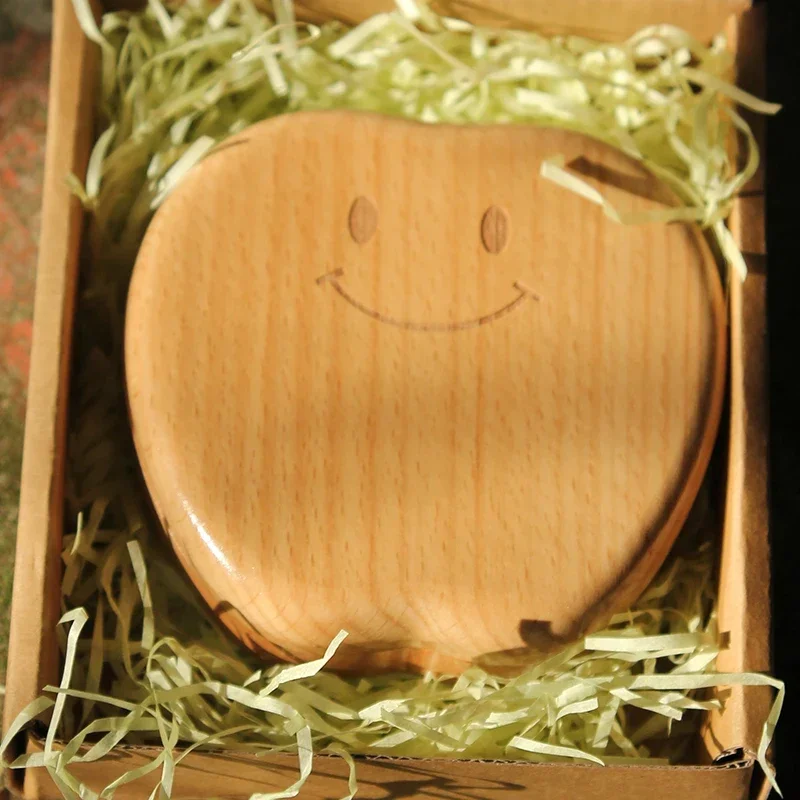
316;269;538;332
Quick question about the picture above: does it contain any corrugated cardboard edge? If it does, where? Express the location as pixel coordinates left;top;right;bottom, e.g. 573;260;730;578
2;0;772;798
20;737;756;800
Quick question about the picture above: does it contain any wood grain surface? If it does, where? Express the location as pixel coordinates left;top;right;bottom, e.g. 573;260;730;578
125;111;726;673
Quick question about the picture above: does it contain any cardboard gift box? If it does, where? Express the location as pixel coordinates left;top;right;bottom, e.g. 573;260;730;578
2;0;775;797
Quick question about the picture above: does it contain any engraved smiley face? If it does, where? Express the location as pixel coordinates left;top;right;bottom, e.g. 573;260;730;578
126;111;725;672
316;199;537;332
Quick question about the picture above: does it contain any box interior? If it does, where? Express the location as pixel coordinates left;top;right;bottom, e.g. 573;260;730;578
2;1;772;798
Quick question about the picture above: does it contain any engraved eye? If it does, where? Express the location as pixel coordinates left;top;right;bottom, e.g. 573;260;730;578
348;196;378;244
480;205;509;254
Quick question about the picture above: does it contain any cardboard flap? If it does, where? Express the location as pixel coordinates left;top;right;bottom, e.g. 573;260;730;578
1;0;98;760
21;739;756;800
98;0;752;41
294;0;750;40
704;4;772;762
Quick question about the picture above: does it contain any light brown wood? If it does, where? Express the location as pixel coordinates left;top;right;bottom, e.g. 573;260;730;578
125;111;726;673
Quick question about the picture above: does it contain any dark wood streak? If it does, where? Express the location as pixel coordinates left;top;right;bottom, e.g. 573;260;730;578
316;269;539;332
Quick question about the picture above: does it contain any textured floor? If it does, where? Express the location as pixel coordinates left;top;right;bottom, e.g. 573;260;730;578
0;28;50;708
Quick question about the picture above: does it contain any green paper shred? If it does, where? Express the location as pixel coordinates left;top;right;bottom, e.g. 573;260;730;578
1;1;784;798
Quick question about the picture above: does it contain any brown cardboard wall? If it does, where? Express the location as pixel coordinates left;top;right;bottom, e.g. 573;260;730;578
21;740;756;800
2;0;98;742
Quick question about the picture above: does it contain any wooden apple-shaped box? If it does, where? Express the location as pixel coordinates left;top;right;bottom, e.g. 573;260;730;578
126;111;726;673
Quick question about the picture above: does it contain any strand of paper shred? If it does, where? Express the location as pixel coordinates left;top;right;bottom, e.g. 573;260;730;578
1;0;784;797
